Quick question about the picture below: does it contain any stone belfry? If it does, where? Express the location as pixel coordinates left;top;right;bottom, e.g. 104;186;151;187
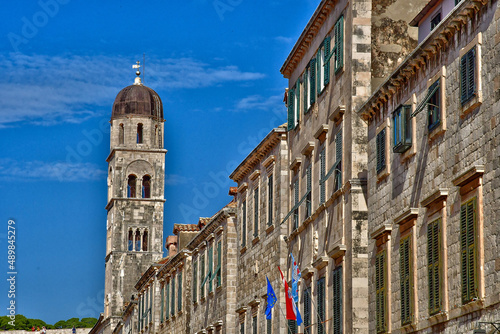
102;64;165;333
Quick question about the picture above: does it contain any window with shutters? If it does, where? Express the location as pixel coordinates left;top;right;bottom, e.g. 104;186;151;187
376;251;387;333
376;129;386;174
319;148;326;204
303;287;311;334
288;320;297;334
400;236;413;326
287;80;301;130
171;276;175;316
208;246;213;293
293;179;299;230
304;59;316;113
216;240;222;287
305;164;312;219
461;198;477;304
193;259;198;303
393;105;412;153
334;130;342;192
317;36;331;94
242;200;247;247
165;282;170;320
333;267;342;334
317;277;326;334
160;285;164;323
428;219;441;315
254;187;259;238
177;272;182;312
268;174;273;226
200;253;205;299
460;47;476;105
333;16;344;73
427;79;440;131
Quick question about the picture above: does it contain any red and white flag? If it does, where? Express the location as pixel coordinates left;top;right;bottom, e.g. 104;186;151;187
278;266;297;321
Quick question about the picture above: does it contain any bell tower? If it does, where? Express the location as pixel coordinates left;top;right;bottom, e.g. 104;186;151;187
102;64;165;333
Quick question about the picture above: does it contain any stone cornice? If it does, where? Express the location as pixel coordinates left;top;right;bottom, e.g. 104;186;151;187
105;197;166;211
357;0;488;121
156;249;190;279
106;147;167;162
135;264;161;291
280;0;337;78
229;127;286;183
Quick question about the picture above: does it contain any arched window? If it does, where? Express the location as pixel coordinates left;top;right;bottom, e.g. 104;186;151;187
119;124;124;145
127;175;137;198
128;230;133;251
135;230;141;251
137;123;143;144
142;175;151;198
142;230;148;251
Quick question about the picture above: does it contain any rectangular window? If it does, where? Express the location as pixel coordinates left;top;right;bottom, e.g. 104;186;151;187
288;320;297;334
303;287;311;334
393;105;412;153
268;175;273;226
171;277;175;316
428;79;440;131
376;251;387;333
305;165;312;218
333;16;344;73
400;236;412;326
317;36;331;93
216;240;222;287
460;47;476;104
461;198;477;304
193;260;198;303
430;12;441;30
253;316;258;334
319;149;326;204
208;246;213;293
254;187;259;237
309;59;316;107
376;129;386;174
200;253;205;298
287;80;301;130
428;219;441;315
242;201;247;247
304;67;310;112
160;285;164;323
241;322;245;334
317;277;326;334
333;267;342;334
293;179;299;230
177;272;182;312
165;282;170;319
334;130;342;191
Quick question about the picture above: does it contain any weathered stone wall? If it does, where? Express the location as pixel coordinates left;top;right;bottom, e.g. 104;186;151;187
364;0;500;332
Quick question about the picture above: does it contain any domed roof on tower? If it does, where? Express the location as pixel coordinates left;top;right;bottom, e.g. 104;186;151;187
111;61;163;120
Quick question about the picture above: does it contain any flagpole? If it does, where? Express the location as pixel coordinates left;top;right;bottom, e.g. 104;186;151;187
275;301;293;334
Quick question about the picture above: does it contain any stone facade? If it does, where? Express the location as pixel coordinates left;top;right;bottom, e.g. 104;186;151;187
357;0;500;332
229;126;289;334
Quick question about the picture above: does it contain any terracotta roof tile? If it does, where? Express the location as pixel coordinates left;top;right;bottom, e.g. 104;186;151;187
173;224;199;234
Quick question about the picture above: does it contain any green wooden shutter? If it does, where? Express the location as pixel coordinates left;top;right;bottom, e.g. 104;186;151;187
306;165;312;217
317;277;326;334
254;188;259;237
461;198;477;304
171;277;175;316
295;80;300;125
376;129;386;173
467;48;476;100
268;175;273;226
160;286;164;322
316;49;321;96
324;36;331;85
193;260;198;302
400;237;412;325
320;149;326;204
310;59;316;104
165;283;169;319
376;251;386;333
334;16;344;73
242;201;247;247
303;71;309;113
460;53;468;103
336;131;343;163
287;89;295;130
288;319;297;334
217;240;222;286
267;315;272;334
303;288;311;334
178;273;182;311
428;219;441;315
333;267;342;334
200;254;205;298
208;246;213;292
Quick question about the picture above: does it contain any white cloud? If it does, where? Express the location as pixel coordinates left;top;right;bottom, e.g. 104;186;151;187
165;174;191;186
0;53;265;127
0;159;106;182
234;94;284;112
275;36;294;44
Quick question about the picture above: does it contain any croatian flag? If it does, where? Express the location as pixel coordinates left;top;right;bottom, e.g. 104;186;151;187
291;253;301;304
278;266;303;325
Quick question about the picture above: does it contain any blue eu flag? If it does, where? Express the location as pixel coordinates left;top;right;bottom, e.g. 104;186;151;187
265;276;277;320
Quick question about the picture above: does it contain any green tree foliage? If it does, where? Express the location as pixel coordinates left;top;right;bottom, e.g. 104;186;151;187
0;316;97;330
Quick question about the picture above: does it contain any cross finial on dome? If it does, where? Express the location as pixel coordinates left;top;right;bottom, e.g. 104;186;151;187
132;61;142;85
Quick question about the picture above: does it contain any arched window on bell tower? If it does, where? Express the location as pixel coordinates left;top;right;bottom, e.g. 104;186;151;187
127;175;137;198
119;123;124;145
128;230;133;251
135;230;141;251
142;230;148;251
142;175;151;198
137;123;143;144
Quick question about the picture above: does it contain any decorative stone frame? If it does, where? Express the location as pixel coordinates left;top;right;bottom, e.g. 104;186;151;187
427;66;447;141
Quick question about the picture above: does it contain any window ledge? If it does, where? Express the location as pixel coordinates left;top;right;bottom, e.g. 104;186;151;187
428;121;445;142
377;168;389;183
216;285;222;292
252;236;260;246
240;246;247;255
208;291;214;297
461;93;482;117
460;298;484;314
428;311;449;325
266;224;274;234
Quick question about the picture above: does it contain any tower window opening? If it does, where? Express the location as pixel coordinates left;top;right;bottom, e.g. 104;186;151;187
119;124;124;145
128;230;133;251
142;175;151;198
142;230;148;251
137;123;143;144
135;230;141;251
159;128;162;148
127;175;137;198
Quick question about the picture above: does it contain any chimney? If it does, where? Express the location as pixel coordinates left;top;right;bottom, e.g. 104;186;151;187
165;235;178;257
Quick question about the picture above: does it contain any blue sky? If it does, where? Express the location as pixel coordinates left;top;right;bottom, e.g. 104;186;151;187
0;0;318;324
